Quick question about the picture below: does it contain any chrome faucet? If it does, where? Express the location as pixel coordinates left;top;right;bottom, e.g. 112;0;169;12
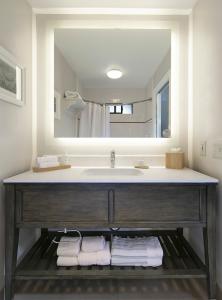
110;150;115;168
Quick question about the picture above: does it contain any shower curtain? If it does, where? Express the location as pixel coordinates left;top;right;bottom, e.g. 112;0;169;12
79;103;110;137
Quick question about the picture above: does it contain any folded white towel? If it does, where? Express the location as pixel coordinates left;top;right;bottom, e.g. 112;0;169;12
111;236;163;258
37;162;60;168
78;242;111;266
57;236;81;257
43;155;59;160
111;257;162;267
65;90;81;99
37;156;58;164
81;236;106;253
57;256;78;267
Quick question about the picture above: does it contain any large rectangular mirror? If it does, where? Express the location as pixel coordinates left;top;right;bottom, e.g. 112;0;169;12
54;29;171;138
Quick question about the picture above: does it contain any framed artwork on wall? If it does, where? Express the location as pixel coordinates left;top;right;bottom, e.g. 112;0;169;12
0;46;25;106
54;90;61;120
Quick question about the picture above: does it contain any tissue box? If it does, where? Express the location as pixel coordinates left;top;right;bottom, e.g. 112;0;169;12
165;152;184;169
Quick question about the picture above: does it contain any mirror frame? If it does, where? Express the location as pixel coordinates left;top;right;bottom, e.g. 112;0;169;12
39;17;180;150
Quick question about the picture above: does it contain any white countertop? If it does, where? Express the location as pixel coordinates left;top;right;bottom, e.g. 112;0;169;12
3;167;218;184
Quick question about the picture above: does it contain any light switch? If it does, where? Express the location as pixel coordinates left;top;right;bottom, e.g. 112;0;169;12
200;141;207;157
213;143;222;159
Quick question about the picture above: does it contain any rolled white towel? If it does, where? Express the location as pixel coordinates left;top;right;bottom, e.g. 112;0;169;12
57;236;81;257
57;256;78;267
78;242;111;266
81;236;106;253
111;236;163;258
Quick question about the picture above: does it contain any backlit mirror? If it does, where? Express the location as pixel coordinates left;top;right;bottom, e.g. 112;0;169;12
54;29;171;138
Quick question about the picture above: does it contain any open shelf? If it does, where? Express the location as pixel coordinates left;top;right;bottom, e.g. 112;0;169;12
16;230;206;280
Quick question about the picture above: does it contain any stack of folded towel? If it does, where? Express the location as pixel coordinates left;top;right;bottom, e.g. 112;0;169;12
56;236;111;267
36;155;59;168
57;236;81;267
111;236;163;267
78;236;111;266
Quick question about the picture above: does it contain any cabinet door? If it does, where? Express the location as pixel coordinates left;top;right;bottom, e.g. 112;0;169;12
16;185;110;226
114;185;206;226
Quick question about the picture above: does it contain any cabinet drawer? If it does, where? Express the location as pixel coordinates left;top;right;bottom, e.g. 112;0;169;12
114;186;206;223
17;189;109;224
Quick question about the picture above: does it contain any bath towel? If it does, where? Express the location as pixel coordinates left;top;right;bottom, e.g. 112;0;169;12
111;236;163;258
111;256;162;267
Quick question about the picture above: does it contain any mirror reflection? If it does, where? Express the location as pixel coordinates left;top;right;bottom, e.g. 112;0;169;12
54;29;171;138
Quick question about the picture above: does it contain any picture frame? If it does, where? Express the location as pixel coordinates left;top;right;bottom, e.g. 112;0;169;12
54;90;61;120
0;46;25;106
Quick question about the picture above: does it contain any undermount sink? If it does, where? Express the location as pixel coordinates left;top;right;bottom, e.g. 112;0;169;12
82;168;143;176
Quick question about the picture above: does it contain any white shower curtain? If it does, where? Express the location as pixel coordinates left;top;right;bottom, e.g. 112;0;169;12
101;105;110;137
79;102;93;137
79;103;110;137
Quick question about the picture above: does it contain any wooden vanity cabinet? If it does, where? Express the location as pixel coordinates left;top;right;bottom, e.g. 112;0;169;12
5;182;217;300
15;183;206;228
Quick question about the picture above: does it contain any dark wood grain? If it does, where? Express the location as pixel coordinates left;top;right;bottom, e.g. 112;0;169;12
4;181;217;300
15;230;206;280
114;185;205;223
5;185;19;300
16;184;207;228
204;185;216;300
21;188;109;224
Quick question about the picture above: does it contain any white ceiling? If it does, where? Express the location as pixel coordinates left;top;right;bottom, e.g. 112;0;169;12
55;29;171;89
28;0;198;10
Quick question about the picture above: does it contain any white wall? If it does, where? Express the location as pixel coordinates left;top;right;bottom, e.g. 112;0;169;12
146;49;171;97
36;14;189;160
54;46;79;137
190;0;222;291
0;0;34;291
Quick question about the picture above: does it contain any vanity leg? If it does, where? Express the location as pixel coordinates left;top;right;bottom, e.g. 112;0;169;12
5;185;19;300
41;228;48;237
204;185;216;300
176;228;183;236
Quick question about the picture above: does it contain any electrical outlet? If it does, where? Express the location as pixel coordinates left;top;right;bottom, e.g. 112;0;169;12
213;143;222;159
200;141;207;156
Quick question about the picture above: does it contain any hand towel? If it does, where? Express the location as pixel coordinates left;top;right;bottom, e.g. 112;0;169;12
37;162;60;168
78;242;110;266
57;236;81;257
111;236;163;258
57;256;78;267
81;236;106;252
37;156;58;164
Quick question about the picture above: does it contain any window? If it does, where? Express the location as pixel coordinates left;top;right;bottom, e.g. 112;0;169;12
109;104;133;115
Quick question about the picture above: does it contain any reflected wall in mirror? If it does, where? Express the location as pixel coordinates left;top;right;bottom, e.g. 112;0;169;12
54;29;171;138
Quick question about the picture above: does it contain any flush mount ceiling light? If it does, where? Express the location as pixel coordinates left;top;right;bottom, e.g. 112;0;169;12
107;69;123;79
112;99;121;103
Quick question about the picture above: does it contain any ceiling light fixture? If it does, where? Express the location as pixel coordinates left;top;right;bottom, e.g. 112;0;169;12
107;69;122;79
112;99;121;103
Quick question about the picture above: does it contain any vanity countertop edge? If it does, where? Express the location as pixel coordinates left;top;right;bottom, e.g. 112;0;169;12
3;167;218;184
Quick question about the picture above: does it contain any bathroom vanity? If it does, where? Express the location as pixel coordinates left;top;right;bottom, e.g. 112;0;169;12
4;167;218;300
